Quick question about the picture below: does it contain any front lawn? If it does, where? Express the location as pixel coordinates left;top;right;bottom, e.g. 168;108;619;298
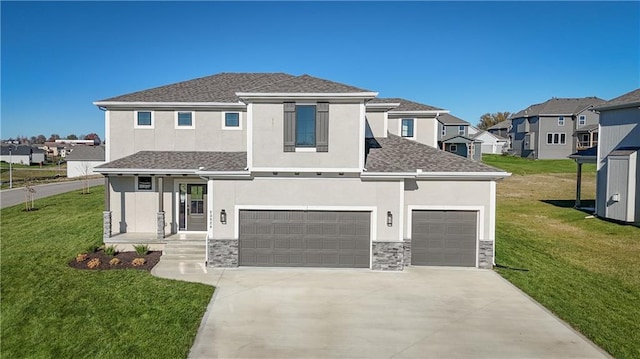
0;187;214;358
494;173;640;358
483;153;596;175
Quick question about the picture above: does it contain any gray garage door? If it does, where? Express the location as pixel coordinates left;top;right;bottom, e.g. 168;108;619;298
239;210;370;268
411;210;477;267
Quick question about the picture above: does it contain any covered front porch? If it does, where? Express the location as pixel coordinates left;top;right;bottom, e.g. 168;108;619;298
104;231;207;251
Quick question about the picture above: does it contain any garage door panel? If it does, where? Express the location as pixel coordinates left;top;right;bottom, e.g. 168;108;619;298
412;210;477;267
239;210;370;268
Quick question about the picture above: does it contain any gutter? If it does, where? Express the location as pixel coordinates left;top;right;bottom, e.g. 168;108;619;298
361;171;511;181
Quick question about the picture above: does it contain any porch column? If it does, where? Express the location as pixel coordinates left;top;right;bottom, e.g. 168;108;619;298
575;162;583;208
103;176;112;240
157;176;165;239
207;178;214;239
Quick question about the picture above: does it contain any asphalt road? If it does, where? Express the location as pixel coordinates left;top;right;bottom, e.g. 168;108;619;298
0;178;104;209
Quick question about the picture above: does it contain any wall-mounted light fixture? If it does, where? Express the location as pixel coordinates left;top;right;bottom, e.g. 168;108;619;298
220;209;227;224
386;211;393;227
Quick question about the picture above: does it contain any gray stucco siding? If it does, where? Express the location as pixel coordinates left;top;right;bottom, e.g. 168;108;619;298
108;109;247;161
365;111;386;138
537;115;573;159
388;115;438;148
576;109;599;130
250;103;362;169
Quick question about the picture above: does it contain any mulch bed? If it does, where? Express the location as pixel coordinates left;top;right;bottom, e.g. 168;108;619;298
69;249;162;271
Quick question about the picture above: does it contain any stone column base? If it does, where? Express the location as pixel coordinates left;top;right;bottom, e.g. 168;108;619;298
103;211;112;240
478;240;494;269
156;211;165;240
372;241;404;271
403;239;411;267
208;239;239;267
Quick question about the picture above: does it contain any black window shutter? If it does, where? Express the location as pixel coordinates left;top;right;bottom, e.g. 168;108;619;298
283;102;296;152
316;102;329;152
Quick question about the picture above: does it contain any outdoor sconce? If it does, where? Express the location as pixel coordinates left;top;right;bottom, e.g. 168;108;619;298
386;211;393;227
220;209;227;224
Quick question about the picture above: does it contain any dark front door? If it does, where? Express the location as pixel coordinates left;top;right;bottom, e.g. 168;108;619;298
181;184;207;231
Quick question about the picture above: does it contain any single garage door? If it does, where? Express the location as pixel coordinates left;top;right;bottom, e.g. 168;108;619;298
239;210;370;268
411;210;477;267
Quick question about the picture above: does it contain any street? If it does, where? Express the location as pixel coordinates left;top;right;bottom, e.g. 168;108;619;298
0;178;104;209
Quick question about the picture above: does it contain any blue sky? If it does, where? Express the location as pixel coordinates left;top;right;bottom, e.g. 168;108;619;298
2;1;638;140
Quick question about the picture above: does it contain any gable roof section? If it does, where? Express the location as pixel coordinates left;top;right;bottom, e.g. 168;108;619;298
370;97;444;112
365;134;502;174
511;97;606;118
66;146;105;161
594;88;640;111
438;113;469;125
441;135;480;144
95;151;247;173
245;74;373;93
0;145;32;156
487;120;511;130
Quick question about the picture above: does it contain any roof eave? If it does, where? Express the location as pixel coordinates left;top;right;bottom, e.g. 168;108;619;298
93;101;246;109
593;102;640;111
388;110;449;116
361;171;510;180
95;168;198;175
195;171;252;179
236;92;379;101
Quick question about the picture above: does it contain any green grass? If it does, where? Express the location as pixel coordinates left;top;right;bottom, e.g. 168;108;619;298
0;187;214;358
495;173;639;358
483;154;596;175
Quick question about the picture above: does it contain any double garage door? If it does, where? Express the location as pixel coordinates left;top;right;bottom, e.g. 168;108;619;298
411;210;478;267
239;210;370;268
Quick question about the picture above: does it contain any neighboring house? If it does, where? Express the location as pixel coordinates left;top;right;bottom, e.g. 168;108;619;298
509;97;605;159
472;131;509;154
66;146;106;178
0;145;36;165
486;119;511;138
592;88;640;224
436;113;482;161
94;72;509;271
31;147;46;164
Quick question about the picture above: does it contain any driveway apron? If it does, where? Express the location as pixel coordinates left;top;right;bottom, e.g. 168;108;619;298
152;262;609;359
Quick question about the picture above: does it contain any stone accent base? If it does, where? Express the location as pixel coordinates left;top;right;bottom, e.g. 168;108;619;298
103;211;112;240
208;239;239;267
403;239;411;267
478;240;494;269
156;211;165;240
372;241;404;271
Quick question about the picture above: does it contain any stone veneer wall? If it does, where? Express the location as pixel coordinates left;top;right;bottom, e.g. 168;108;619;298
156;211;165;239
371;241;404;271
478;240;494;269
403;239;411;266
208;239;239;267
103;211;112;240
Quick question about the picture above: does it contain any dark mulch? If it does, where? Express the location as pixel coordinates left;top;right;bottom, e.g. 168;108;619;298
69;249;162;271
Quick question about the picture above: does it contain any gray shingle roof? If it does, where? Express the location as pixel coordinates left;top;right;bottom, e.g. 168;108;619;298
96;151;247;172
100;73;295;103
65;146;105;161
511;97;605;118
245;74;373;93
594;88;640;110
365;134;501;173
574;124;598;133
438;113;469;125
441;135;478;144
487;120;511;130
370;97;444;111
1;145;32;156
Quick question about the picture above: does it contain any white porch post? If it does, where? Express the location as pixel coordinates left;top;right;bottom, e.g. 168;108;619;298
156;176;165;239
207;178;214;239
103;176;112;240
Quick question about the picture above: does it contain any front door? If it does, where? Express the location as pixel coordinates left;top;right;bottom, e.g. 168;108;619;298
179;183;207;231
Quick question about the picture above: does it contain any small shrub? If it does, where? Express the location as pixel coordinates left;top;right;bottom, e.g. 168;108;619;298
131;258;146;267
133;244;149;256
76;253;88;262
104;245;118;257
86;258;101;269
109;257;121;266
84;244;99;253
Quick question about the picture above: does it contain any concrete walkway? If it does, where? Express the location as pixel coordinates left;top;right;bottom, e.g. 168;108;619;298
152;261;610;359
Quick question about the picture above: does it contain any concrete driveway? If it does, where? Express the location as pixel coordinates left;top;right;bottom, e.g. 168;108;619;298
152;263;609;359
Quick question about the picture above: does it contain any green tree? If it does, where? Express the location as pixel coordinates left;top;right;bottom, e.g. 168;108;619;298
67;134;78;140
478;112;512;130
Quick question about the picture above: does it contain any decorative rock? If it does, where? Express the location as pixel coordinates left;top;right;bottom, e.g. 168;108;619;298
372;241;404;271
478;240;494;269
208;239;239;267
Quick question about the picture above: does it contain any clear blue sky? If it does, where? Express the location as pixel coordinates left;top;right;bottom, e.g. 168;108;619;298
2;1;638;140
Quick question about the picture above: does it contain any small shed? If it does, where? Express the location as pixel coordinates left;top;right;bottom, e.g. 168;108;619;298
65;146;106;178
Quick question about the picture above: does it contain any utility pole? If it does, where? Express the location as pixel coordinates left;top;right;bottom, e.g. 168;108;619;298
9;148;13;189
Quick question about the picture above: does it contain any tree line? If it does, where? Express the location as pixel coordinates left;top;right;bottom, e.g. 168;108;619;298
5;133;101;145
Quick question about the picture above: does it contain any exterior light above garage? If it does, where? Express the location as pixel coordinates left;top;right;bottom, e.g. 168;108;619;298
387;211;393;227
220;209;227;224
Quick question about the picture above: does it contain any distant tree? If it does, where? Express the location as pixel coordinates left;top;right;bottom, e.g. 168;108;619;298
36;135;47;144
48;134;60;142
84;133;101;145
30;136;37;144
478;112;512;130
67;134;78;140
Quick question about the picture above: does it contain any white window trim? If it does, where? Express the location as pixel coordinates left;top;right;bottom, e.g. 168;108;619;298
441;124;446;137
295;147;317;152
134;110;154;129
222;111;243;130
400;118;416;140
136;176;155;192
578;115;586;126
175;111;195;129
558;116;565;126
546;132;567;145
458;125;465;135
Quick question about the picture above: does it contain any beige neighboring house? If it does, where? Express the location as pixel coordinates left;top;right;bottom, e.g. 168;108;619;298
65;146;105;178
94;72;509;271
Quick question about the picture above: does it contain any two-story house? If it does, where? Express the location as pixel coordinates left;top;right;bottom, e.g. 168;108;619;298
509;97;605;159
434;113;482;161
94;73;509;271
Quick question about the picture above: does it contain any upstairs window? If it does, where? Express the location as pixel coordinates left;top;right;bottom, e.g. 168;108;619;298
295;105;316;147
441;125;446;136
458;125;465;135
558;116;565;126
546;132;566;145
136;111;153;128
579;115;586;126
401;119;414;138
224;112;240;129
176;111;194;128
